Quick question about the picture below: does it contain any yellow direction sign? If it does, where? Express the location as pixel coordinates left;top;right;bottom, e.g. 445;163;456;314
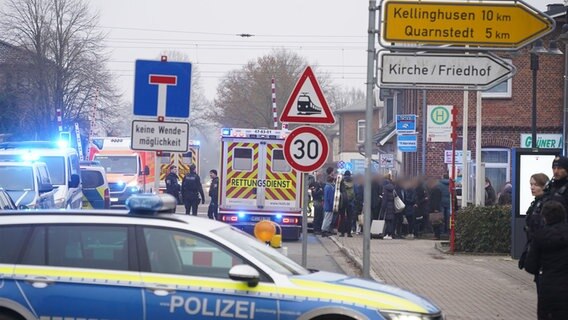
382;0;555;49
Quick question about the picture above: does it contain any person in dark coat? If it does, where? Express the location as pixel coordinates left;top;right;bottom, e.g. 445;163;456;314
485;177;497;206
338;171;355;237
427;178;443;240
498;182;513;205
413;177;428;238
353;174;364;234
402;179;417;238
371;175;383;221
165;165;180;203
525;201;568;320
438;174;451;234
181;164;205;215
207;169;219;220
543;156;568;213
381;173;396;239
309;173;325;234
519;173;550;271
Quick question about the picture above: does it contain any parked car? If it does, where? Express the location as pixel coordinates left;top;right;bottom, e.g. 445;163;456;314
80;161;110;209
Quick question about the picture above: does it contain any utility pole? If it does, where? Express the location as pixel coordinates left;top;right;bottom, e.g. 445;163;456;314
363;0;377;280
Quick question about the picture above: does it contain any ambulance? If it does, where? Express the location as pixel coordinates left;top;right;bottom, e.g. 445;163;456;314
158;140;200;192
219;128;303;240
89;137;155;207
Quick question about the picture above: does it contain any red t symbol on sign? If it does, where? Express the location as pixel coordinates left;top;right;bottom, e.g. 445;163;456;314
149;74;177;118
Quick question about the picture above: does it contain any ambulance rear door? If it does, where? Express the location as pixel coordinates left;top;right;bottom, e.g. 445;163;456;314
220;139;260;211
260;141;301;212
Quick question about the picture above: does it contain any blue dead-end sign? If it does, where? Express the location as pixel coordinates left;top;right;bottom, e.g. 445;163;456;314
133;60;192;118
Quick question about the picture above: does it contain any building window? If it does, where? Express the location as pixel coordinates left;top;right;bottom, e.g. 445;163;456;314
481;148;510;194
482;60;512;99
357;120;365;143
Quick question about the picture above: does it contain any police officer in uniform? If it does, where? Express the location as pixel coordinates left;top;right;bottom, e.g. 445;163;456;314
181;164;205;215
165;165;181;203
543;156;568;213
208;169;220;220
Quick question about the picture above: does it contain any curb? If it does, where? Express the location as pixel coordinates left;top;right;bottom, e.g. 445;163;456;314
328;236;383;282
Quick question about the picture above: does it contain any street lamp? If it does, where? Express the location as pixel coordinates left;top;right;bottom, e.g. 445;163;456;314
560;23;568;156
530;40;563;149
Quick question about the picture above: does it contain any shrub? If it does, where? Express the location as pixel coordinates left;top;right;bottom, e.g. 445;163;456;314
455;205;511;254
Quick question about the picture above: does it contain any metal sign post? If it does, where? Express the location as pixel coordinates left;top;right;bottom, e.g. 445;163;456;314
302;173;309;267
450;107;458;254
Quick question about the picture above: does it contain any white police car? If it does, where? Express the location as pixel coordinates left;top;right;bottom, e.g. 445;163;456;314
0;194;443;320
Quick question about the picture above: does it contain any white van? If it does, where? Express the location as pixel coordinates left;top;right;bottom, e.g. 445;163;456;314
0;141;82;208
0;161;57;209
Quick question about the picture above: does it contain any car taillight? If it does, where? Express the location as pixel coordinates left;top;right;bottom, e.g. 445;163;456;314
104;189;110;208
222;215;238;222
282;217;299;224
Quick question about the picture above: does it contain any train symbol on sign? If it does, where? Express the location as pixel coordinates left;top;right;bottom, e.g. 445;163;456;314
297;93;322;115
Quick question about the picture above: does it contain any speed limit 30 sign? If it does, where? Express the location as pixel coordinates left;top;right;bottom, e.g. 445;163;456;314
284;126;329;172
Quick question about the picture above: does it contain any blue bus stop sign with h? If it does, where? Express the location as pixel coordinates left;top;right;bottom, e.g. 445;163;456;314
133;60;192;118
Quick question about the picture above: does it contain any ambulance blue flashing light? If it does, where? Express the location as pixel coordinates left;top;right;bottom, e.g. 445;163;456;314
275;214;282;219
238;211;245;218
126;194;163;213
116;181;125;186
222;128;231;136
194;141;200;146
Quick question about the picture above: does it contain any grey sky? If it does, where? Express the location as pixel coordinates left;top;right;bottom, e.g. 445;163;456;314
3;0;563;103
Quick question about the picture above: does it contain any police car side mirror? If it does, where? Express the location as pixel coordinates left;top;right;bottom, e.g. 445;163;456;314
69;174;80;188
228;265;260;287
39;183;54;193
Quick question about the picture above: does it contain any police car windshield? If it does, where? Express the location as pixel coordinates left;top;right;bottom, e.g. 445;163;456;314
94;155;137;174
0;155;64;185
0;166;34;190
213;226;309;276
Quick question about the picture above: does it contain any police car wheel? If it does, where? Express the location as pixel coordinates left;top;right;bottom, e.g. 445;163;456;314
311;315;354;320
0;310;24;320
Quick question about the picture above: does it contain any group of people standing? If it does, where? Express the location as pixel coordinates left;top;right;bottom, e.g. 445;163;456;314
519;156;568;320
164;164;219;219
309;167;454;240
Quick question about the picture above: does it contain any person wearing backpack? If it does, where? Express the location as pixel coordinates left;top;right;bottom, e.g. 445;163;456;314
181;164;205;216
339;171;356;237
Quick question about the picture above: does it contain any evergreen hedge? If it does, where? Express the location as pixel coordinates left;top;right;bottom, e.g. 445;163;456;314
455;205;511;254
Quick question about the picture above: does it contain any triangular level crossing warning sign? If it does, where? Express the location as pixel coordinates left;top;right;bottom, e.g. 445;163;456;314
280;66;335;125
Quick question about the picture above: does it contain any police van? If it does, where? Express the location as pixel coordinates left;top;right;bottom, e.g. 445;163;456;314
0;141;82;208
0;161;56;209
0;194;443;320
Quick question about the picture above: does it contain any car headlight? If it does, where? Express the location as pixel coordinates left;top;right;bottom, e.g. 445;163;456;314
380;310;443;320
127;181;140;192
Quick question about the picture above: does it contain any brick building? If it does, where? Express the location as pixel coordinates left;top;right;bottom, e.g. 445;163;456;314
334;100;381;174
380;4;567;199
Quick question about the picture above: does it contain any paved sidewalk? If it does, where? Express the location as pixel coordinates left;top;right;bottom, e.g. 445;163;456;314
320;235;537;320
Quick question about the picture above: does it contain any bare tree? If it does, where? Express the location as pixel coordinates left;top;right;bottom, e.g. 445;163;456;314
157;50;213;137
0;0;120;137
213;49;335;129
